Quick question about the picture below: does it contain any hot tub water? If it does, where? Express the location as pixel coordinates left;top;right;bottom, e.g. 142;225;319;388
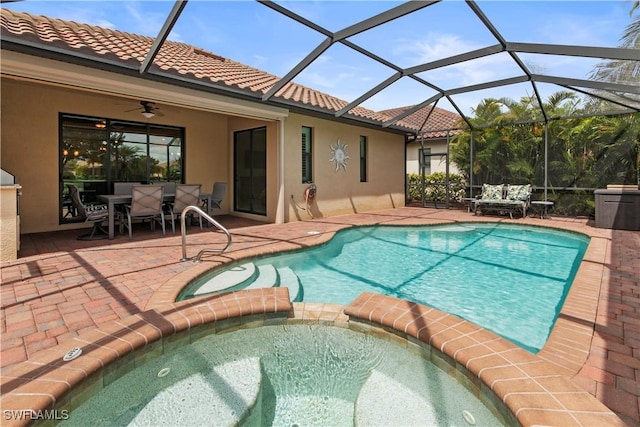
63;325;505;426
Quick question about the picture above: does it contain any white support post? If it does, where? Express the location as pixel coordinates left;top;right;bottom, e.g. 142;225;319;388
276;118;285;224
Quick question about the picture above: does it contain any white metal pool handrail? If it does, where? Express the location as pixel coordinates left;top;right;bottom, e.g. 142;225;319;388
180;205;232;262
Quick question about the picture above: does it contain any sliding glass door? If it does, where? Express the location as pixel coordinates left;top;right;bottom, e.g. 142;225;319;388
234;127;266;215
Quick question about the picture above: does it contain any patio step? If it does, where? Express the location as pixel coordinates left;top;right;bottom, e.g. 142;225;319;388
276;266;303;302
193;262;257;296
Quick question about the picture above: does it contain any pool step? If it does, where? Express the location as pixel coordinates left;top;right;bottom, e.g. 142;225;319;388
245;264;278;290
191;262;304;303
276;266;303;302
355;370;438;426
193;262;256;296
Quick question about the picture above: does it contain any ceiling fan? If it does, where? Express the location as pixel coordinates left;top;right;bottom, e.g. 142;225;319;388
126;101;163;118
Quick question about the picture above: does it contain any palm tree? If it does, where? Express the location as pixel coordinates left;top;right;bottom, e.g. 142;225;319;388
589;3;639;91
587;3;640;187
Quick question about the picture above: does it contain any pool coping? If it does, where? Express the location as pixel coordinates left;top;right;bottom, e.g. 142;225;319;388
0;288;623;426
148;218;607;379
0;217;625;426
345;292;621;426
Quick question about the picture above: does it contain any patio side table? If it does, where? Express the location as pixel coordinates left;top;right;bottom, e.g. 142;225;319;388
531;200;554;219
461;197;477;213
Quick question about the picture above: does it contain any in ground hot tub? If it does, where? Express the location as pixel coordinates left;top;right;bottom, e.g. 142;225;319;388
60;324;507;426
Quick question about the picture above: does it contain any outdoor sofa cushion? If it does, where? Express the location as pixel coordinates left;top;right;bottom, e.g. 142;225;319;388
506;184;532;201
480;184;504;200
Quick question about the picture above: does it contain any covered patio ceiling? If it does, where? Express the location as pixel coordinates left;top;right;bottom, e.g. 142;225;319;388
2;0;639;134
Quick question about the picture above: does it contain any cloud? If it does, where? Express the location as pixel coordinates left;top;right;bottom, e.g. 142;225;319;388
536;8;626;47
394;33;480;64
252;55;269;67
393;33;516;89
302;72;337;89
123;3;166;37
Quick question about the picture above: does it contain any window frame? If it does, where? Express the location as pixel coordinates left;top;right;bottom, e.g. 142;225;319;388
301;126;313;183
419;147;432;176
59;113;185;224
359;135;368;182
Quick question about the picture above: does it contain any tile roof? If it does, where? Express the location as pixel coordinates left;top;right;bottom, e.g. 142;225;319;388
1;9;459;135
378;105;464;138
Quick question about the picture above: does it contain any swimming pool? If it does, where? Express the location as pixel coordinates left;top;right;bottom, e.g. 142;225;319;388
180;223;589;353
63;324;505;426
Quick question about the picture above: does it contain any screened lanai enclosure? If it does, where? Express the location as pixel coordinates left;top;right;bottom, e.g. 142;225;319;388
408;106;639;217
3;0;639;220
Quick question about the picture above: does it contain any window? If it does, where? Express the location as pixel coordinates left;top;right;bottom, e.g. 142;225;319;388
301;126;313;183
419;148;431;175
59;114;184;223
359;135;367;182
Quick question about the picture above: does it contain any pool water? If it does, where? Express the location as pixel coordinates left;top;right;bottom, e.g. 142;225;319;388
63;325;504;426
182;223;589;353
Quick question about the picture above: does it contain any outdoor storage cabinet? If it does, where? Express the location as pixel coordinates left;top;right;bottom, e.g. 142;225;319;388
594;189;640;231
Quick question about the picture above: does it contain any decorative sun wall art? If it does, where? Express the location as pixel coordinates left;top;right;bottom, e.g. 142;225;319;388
329;139;350;172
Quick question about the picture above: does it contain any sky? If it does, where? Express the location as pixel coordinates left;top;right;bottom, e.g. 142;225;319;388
3;1;636;116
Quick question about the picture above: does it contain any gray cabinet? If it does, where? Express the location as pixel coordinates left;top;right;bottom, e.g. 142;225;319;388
594;189;640;231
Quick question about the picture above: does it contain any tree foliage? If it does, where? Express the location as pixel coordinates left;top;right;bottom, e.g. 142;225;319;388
450;94;639;216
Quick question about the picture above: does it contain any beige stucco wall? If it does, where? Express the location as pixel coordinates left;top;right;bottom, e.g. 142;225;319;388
282;113;406;222
406;139;459;175
1;76;407;235
223;114;407;223
0;78;232;234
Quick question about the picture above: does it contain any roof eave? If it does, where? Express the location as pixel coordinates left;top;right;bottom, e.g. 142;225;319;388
1;38;419;134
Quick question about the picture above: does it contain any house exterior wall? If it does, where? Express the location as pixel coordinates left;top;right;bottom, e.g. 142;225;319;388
1;77;407;234
282;113;406;222
0;78;232;234
406;139;459;175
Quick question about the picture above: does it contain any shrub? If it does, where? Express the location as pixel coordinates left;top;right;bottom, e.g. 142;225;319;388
407;172;467;203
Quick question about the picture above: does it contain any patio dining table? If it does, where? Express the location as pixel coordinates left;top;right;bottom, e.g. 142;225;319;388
98;192;212;239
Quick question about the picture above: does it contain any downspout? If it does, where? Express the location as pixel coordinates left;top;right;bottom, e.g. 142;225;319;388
404;134;410;206
276;118;285;224
445;130;450;209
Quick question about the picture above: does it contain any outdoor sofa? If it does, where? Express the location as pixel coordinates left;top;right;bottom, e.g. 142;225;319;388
474;184;531;219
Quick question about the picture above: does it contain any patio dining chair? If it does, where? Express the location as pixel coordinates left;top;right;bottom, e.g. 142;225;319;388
152;181;177;195
123;185;166;239
113;182;141;195
67;184;109;240
113;182;141;228
208;182;227;214
165;184;203;233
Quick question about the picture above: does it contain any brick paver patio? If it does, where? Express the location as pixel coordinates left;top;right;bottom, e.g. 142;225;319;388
1;208;638;425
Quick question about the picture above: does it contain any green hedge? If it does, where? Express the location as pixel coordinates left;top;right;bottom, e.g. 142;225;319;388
407;172;467;203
